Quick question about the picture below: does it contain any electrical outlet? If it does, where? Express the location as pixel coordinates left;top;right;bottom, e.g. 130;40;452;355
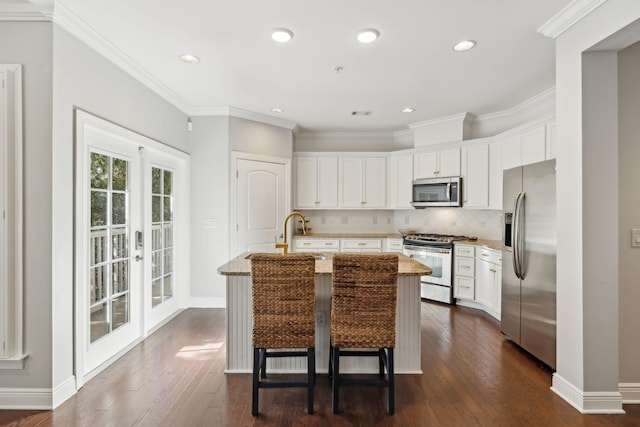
373;217;378;225
316;311;326;326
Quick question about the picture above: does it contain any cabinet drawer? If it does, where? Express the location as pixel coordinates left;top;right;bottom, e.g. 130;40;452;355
385;238;404;252
340;239;382;250
455;256;475;277
455;276;475;300
455;244;475;257
477;248;502;264
295;239;340;251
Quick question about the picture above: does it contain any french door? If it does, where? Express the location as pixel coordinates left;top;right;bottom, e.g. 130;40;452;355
75;111;188;386
76;124;143;381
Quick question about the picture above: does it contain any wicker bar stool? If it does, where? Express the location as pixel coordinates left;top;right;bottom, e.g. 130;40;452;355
329;253;399;414
250;253;316;416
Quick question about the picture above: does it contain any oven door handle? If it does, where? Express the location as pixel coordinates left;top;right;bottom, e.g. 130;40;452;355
404;245;452;255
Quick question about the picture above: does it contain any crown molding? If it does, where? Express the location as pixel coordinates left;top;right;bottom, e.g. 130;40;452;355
0;3;53;21
226;107;297;130
54;2;192;114
538;0;608;39
474;86;555;123
407;112;474;130
295;131;396;139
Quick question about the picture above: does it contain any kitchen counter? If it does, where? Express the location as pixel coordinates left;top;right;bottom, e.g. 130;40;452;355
219;251;427;375
217;251;431;276
456;239;502;251
293;232;404;239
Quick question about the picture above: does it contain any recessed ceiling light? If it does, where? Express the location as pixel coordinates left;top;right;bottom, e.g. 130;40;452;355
356;29;380;44
271;108;284;113
401;107;415;113
271;28;294;43
179;54;200;64
453;40;476;52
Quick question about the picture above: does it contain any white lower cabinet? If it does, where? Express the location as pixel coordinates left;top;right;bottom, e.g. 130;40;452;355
454;244;502;320
385;238;404;253
454;244;475;300
340;238;382;252
294;238;340;253
475;248;502;320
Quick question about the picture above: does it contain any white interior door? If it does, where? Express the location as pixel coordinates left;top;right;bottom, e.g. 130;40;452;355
76;124;143;382
234;155;289;255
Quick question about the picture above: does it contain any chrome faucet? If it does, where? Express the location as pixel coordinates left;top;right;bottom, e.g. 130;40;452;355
275;211;307;254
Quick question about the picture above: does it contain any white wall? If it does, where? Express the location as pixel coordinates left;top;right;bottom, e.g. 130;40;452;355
552;0;640;412
618;41;640;386
189;116;229;307
51;25;189;402
0;21;53;390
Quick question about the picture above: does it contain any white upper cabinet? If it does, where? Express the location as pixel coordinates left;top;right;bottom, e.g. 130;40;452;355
414;148;460;179
339;156;387;208
388;153;414;209
502;126;546;170
461;143;489;209
294;156;338;209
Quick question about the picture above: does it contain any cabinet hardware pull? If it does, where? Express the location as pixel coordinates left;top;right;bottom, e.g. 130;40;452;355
324;243;332;245
461;265;470;269
490;268;496;273
481;253;489;257
461;285;470;288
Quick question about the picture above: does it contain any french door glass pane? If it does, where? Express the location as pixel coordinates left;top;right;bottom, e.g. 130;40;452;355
151;167;174;308
89;152;130;343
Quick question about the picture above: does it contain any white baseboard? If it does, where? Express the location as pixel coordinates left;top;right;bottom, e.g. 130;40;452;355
0;387;52;409
552;373;625;414
188;297;226;308
52;376;77;408
620;383;640;404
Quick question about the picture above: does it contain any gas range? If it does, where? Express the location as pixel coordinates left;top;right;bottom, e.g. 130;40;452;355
403;233;468;246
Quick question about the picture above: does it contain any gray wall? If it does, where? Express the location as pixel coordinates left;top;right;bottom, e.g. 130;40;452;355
51;26;189;394
0;21;53;389
618;40;640;385
188;116;229;306
229;116;293;157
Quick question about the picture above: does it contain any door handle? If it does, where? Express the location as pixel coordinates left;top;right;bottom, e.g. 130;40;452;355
135;255;143;262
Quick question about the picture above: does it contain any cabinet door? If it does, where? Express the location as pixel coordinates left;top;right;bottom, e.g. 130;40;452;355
339;158;364;207
521;127;546;165
461;144;489;208
475;258;494;308
437;149;461;177
413;151;438;179
389;154;413;208
363;157;387;208
295;157;318;208
501;137;521;170
488;140;503;210
494;265;502;319
317;157;338;208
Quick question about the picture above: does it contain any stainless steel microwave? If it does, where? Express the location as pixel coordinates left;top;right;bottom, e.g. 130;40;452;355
411;177;462;208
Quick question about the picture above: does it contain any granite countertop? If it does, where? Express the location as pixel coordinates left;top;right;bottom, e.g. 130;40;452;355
455;239;502;251
218;252;431;277
293;232;404;239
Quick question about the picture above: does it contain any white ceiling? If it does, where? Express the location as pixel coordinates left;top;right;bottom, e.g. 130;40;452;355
13;0;572;133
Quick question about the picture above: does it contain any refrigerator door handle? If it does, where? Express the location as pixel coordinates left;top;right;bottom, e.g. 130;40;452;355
514;191;526;279
512;193;520;279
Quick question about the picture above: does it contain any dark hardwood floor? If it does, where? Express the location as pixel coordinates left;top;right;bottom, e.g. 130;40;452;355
2;303;639;426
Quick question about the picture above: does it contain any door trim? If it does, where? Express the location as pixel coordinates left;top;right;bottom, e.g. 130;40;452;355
230;151;291;257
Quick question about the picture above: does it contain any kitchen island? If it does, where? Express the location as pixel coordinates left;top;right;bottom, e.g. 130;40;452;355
218;252;430;374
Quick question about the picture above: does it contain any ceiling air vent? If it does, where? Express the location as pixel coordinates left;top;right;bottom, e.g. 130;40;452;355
351;111;372;116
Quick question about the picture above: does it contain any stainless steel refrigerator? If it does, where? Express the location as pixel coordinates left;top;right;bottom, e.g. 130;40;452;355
502;159;556;369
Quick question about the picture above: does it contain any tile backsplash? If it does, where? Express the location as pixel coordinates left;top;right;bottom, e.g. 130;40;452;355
299;208;502;240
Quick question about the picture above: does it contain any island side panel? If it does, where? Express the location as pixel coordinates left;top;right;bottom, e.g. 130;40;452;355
224;274;422;374
225;275;252;373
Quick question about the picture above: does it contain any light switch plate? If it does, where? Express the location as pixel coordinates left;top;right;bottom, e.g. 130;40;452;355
632;229;640;247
